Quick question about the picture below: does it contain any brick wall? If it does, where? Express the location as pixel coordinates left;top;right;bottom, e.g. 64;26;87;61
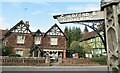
1;57;49;66
60;58;100;66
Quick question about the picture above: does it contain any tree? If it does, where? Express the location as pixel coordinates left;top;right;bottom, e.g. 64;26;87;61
64;27;82;48
64;26;69;36
70;41;78;51
83;26;89;35
64;26;69;48
75;27;82;41
81;41;92;53
70;41;84;58
64;26;83;58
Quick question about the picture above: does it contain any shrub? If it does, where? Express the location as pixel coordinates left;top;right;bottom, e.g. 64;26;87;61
2;45;13;56
9;54;21;57
90;55;107;65
28;54;32;57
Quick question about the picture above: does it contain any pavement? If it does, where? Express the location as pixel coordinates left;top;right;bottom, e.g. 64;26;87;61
1;66;109;71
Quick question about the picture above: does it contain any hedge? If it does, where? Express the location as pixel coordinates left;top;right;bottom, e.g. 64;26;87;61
90;55;107;65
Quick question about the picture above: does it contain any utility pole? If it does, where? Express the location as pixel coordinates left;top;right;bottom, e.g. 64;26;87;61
101;0;120;73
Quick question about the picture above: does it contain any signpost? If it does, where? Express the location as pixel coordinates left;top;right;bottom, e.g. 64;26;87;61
101;0;120;73
53;8;112;73
53;10;104;24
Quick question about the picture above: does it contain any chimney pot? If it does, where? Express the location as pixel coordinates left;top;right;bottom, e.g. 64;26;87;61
25;21;30;28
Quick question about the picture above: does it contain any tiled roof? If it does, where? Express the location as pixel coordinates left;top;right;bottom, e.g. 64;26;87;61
79;31;96;42
79;24;103;42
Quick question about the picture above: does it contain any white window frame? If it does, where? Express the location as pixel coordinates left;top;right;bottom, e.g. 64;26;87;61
17;36;25;44
16;50;23;56
35;36;41;44
91;39;93;43
50;38;58;45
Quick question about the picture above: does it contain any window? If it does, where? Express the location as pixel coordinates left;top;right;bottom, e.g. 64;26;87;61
17;36;25;44
91;39;93;43
35;36;41;44
16;50;23;56
3;39;6;45
50;38;58;45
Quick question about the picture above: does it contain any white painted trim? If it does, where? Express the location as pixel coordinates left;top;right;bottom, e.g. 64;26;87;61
43;49;63;52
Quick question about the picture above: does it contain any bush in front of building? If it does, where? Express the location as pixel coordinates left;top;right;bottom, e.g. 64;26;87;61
2;45;13;56
9;54;21;57
70;41;84;58
90;55;107;65
28;54;32;57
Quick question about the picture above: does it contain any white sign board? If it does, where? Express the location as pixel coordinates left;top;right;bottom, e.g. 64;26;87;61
53;11;104;23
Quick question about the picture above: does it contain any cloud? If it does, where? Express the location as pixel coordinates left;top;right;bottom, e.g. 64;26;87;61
67;4;100;12
84;4;100;11
48;8;62;16
32;10;42;15
67;5;83;11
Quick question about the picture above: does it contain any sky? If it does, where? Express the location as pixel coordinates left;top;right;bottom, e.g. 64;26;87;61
0;1;101;32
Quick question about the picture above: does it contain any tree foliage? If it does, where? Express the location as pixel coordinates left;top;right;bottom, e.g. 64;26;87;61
2;45;13;56
83;26;89;35
81;41;92;53
64;26;82;49
64;26;83;58
70;41;78;50
70;41;84;58
64;26;69;48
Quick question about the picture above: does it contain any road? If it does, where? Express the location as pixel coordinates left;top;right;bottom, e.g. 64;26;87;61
1;66;109;71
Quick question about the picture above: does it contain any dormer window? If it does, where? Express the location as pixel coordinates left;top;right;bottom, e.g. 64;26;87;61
35;36;41;44
50;38;58;45
17;36;25;44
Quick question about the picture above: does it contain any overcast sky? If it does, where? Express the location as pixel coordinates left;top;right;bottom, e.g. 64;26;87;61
0;0;101;32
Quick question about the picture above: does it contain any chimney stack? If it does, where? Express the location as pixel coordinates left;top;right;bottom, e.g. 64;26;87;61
25;21;30;28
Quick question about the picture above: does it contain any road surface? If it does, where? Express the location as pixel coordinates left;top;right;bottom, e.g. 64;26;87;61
1;66;109;71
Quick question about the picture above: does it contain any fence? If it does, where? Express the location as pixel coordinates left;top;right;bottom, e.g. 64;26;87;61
1;57;50;66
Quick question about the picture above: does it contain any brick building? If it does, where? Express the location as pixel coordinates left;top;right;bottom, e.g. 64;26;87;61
1;20;67;58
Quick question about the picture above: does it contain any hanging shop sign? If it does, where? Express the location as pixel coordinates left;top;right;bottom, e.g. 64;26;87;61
53;10;104;24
